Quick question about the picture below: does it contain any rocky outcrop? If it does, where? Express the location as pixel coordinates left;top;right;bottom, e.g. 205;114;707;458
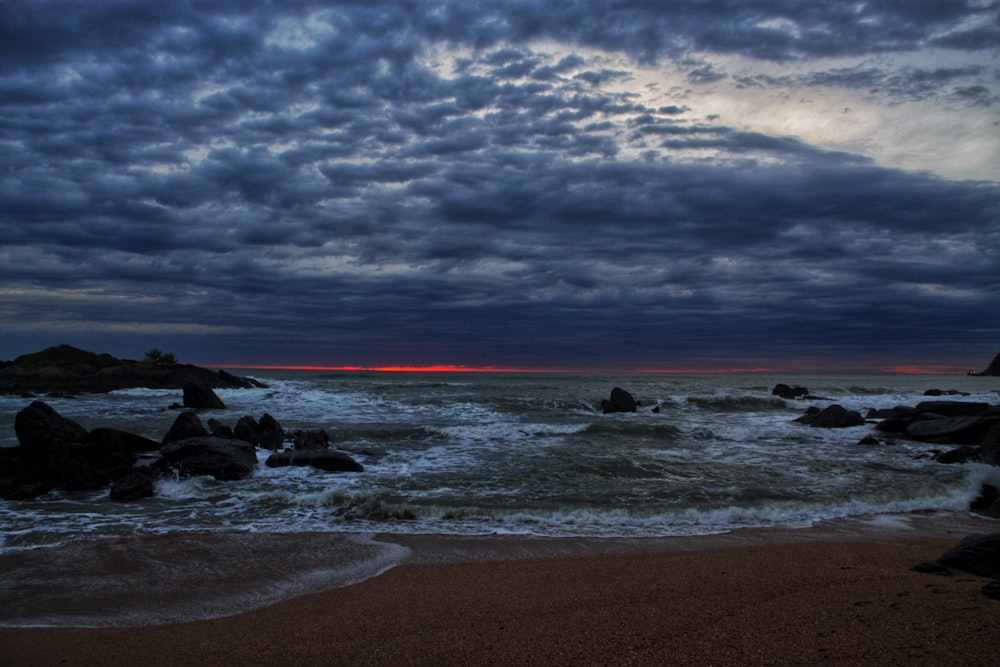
183;383;226;410
601;387;637;414
875;401;1000;445
793;404;865;428
155;437;257;481
969;352;1000;376
772;384;809;400
265;449;364;472
234;414;284;450
913;534;1000;600
0;401;138;499
0;344;266;395
162;412;210;444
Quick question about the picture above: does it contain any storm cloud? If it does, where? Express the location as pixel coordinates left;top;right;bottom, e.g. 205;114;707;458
1;0;998;371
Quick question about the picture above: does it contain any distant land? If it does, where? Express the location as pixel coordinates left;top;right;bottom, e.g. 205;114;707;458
0;345;264;395
969;352;1000;377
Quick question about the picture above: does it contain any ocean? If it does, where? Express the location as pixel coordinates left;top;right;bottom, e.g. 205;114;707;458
2;371;998;549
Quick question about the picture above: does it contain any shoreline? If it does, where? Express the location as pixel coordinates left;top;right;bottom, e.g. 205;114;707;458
1;513;998;665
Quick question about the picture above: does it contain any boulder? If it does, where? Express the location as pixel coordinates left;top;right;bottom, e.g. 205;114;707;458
601;387;637;414
156;436;257;481
182;383;226;410
265;449;364;472
162;412;209;444
233;413;284;450
934;533;1000;578
292;428;330;451
14;400;89;454
88;427;161;453
905;414;999;445
793;405;865;428
772;384;809;400
932;446;981;464
207;418;234;439
110;468;156;502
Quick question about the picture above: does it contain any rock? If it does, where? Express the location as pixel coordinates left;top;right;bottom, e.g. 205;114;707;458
265;449;364;472
856;435;882;446
110;468;156;501
601;387;637;414
207;418;234;439
934;533;1000;578
182;383;226;410
258;414;284;450
292;428;330;450
932;446;981;464
14;400;89;454
970;484;1000;518
793;404;865;428
772;384;809;400
88;427;162;453
924;389;969;397
162;412;209;444
233;414;284;450
156;436;257;481
981;581;1000;600
905;414;999;445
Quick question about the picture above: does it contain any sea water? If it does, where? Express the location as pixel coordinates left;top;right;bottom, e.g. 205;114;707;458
2;371;998;550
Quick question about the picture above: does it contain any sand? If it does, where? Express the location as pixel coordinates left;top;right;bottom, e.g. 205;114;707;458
2;520;999;666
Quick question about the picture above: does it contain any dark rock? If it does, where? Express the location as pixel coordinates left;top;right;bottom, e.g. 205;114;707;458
258;414;284;450
88;427;161;453
981;581;1000;600
183;383;226;410
933;446;982;464
14;400;89;454
793;404;865;428
906;414;1000;445
935;533;1000;578
110;468;156;501
856;435;882;446
772;384;809;400
156;436;257;481
924;389;969;397
207;418;234;439
162;411;209;444
265;449;364;472
911;561;954;576
970;484;1000;517
292;428;330;451
601;387;637;414
913;401;993;418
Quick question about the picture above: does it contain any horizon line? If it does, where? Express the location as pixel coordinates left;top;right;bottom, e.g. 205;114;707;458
210;363;971;375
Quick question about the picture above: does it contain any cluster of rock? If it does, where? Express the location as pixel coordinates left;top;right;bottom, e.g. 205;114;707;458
0;400;364;502
601;387;638;414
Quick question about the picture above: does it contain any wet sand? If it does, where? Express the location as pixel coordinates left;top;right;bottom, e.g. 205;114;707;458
2;516;999;665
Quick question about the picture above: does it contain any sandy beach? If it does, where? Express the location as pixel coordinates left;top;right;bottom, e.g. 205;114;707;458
2;516;998;666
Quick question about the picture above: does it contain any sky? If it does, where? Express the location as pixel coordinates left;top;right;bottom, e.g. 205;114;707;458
1;0;999;373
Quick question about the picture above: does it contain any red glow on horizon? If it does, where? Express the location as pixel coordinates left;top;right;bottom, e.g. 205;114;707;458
210;361;972;375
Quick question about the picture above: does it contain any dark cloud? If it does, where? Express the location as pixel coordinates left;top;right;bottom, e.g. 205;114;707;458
0;0;998;369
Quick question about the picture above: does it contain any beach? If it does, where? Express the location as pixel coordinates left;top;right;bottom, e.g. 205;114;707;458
2;516;998;666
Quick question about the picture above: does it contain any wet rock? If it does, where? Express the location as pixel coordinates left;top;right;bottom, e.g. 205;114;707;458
934;533;1000;578
793;404;865;428
182;383;225;410
772;384;809;400
162;411;209;445
233;413;284;450
207;418;234;439
265;449;364;472
156;436;257;481
110;468;156;502
292;428;330;450
601;387;637;414
88;427;161;453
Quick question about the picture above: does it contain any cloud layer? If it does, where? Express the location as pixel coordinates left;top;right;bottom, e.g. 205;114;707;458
1;0;998;370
